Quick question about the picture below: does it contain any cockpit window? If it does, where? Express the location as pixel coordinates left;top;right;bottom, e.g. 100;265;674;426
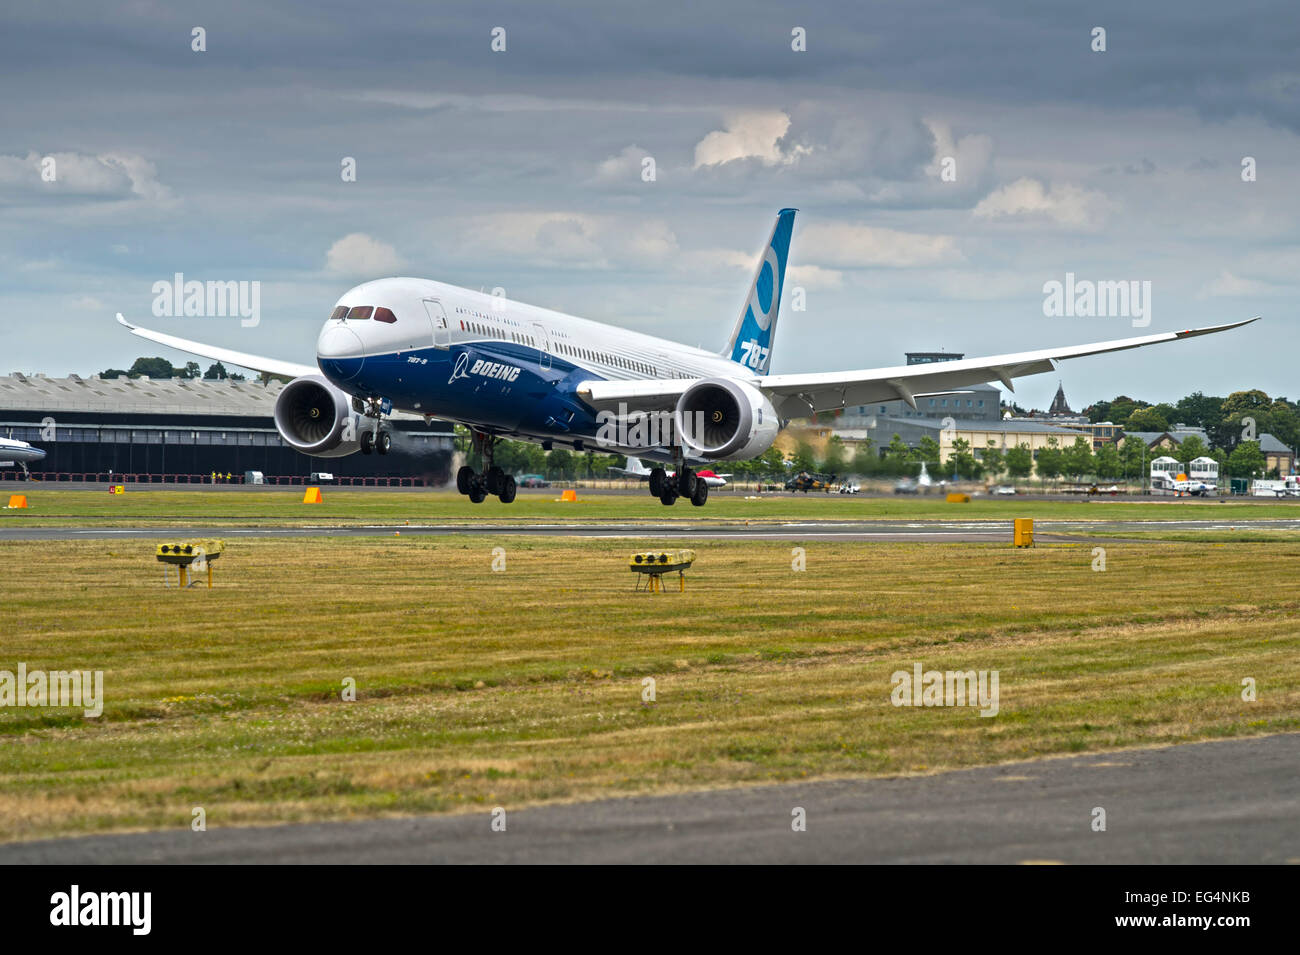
347;306;373;321
329;305;349;320
373;306;397;324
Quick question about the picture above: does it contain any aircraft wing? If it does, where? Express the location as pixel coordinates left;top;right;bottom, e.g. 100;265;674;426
115;314;317;380
577;319;1257;418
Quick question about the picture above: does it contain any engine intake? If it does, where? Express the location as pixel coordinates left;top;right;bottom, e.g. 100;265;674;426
273;375;362;457
675;377;779;460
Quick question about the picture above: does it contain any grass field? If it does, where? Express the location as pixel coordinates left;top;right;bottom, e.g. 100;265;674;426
4;487;1300;526
1;533;1297;842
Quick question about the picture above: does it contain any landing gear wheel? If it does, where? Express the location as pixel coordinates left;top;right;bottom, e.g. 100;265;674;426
498;475;517;504
456;466;475;495
659;484;678;506
468;485;487;503
360;431;374;454
677;466;694;497
485;466;504;495
649;468;664;498
690;479;709;507
376;431;391;454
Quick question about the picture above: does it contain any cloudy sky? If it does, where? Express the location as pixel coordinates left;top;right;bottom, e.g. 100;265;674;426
4;0;1298;410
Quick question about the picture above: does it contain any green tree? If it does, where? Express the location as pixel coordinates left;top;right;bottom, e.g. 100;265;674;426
790;441;817;473
1125;407;1169;432
1036;439;1063;481
546;449;574;480
753;446;785;479
1093;443;1122;480
1119;435;1149;481
1176;434;1209;468
1266;399;1300;451
1174;392;1223;429
914;435;941;467
127;356;176;379
1005;444;1032;481
1061;436;1095;480
204;362;229;380
948;437;982;480
819;435;846;475
851;445;878;477
1226;440;1266;479
980;444;1004;480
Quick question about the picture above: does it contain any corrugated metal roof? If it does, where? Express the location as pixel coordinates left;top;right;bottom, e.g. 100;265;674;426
0;374;286;415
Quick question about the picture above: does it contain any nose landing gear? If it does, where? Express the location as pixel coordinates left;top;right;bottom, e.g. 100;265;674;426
357;398;392;455
458;429;517;503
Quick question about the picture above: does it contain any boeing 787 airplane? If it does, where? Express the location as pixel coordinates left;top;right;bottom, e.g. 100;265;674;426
117;209;1255;506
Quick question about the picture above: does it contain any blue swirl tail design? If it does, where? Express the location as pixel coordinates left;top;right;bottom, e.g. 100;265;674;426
723;208;796;375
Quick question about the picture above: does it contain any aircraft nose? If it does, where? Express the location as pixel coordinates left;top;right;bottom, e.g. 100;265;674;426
317;325;365;381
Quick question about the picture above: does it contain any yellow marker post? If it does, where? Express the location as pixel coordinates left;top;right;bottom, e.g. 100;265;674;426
303;487;323;503
1013;518;1034;548
6;494;27;509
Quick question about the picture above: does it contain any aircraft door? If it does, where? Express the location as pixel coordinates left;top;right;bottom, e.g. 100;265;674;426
533;322;552;371
423;299;450;349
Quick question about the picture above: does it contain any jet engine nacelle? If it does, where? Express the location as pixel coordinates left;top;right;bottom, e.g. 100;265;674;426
273;375;363;457
675;377;780;460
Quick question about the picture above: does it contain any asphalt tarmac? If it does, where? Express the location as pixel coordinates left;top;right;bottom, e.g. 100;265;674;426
2;734;1294;864
4;517;1300;543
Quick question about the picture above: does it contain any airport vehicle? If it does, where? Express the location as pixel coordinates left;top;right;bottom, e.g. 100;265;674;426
1251;477;1300;497
0;436;46;476
992;485;1017;495
786;470;836;493
116;209;1256;507
837;481;861;494
517;473;550;488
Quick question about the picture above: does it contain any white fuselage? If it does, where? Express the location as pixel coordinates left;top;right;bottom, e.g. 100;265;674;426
315;277;754;462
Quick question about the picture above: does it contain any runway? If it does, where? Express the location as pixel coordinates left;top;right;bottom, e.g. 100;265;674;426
3;518;1300;542
2;734;1294;864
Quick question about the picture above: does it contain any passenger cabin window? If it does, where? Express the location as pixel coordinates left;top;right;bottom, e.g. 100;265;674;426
330;306;348;320
347;306;373;320
374;307;397;324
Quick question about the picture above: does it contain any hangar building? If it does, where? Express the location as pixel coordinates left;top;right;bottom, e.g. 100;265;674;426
0;373;455;484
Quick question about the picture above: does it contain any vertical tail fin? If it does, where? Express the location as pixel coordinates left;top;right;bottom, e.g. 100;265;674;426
723;208;796;375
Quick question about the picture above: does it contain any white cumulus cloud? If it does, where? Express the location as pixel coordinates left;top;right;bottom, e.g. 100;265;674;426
693;111;812;168
1197;270;1273;298
0;150;171;202
325;233;407;276
973;177;1114;229
799;223;960;268
460;212;678;270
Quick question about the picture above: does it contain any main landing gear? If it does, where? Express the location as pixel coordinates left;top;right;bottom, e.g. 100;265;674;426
649;464;708;507
357;398;391;455
457;429;516;504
